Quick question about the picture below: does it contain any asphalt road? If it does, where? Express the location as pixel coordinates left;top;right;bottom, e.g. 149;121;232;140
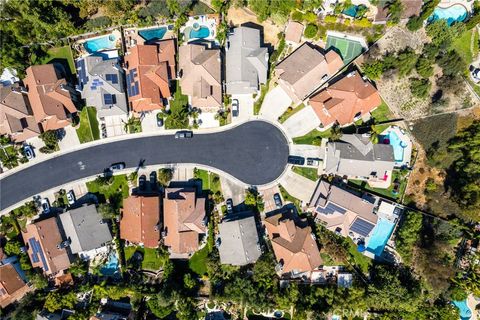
0;121;289;210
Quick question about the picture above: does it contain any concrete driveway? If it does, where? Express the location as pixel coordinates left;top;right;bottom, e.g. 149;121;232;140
278;169;317;204
220;176;246;206
260;86;292;121
290;144;324;160
282;105;320;138
231;94;254;123
261;185;281;214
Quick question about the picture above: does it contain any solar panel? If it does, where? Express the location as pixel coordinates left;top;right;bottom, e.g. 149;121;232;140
132;68;137;77
133;81;139;95
350;218;375;237
316;202;347;215
28;238;39;263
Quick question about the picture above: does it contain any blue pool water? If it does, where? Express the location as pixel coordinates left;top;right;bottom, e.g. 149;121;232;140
100;252;120;276
84;34;117;53
429;4;468;26
388;131;405;162
343;5;358;17
453;300;472;320
366;218;395;257
190;26;210;39
138;27;167;41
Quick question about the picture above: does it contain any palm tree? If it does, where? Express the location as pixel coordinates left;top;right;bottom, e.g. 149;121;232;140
330;124;343;141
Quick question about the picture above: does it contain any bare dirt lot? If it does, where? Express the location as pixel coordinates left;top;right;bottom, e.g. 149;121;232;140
226;7;283;47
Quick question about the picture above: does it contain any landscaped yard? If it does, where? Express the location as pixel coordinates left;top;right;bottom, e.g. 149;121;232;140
194;168;221;193
368;99;394;133
36;45;76;75
0;146;20;169
86;174;130;200
76;107;100;143
453;29;478;64
254;82;270;115
165;81;189;129
292;128;332;145
278;103;306;123
346;238;372;274
279;184;302;213
189;245;209;276
348;169;408;201
124;246;165;271
292;166;318;181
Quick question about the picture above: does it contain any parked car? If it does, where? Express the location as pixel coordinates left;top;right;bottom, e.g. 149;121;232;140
40;198;50;214
175;130;193;139
226;198;233;214
139;175;147;190
287;156;305;165
156;114;164;127
150;171;157;187
231;99;239;117
109;162;125;172
307;157;320;166
23;145;34;160
66;190;75;205
273;193;282;209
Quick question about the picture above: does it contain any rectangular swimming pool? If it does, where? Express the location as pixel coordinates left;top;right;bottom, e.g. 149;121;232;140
366;218;395;257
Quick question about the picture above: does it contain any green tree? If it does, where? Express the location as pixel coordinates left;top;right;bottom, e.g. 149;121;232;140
158;168;173;186
416;56;434;78
30;272;48;290
175;297;197;320
395;211;422;264
245;188;265;212
183;273;197;290
362;59;385;80
98;203;116;219
304;24;318;38
69;259;88;277
384;0;404;24
409;77;431;99
397;48;418;77
39;130;59;153
253;252;278;291
437;50;466;77
248;0;270;21
44;291;77;312
4;240;22;256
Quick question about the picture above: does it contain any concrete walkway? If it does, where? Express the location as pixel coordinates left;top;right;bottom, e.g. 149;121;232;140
282;105;320;138
278;169;317;203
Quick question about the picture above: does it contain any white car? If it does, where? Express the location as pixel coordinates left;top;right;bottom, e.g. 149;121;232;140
66;190;75;205
40;198;50;214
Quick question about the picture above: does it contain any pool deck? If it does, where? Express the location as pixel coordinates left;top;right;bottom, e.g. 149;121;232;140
73;29;122;57
124;25;176;52
180;15;218;43
467;294;479;320
437;0;473;11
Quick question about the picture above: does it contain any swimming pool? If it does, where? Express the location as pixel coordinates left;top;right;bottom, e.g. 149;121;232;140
453;300;472;320
366;218;395;257
190;26;211;39
387;131;406;162
138;27;167;41
100;252;120;276
343;5;358;17
429;4;468;26
84;34;117;53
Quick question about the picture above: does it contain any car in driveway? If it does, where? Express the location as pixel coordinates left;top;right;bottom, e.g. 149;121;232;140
156;113;164;127
23;145;34;160
66;190;75;205
307;158;320;167
226;198;233;214
287;156;305;165
40;198;50;214
232;99;239;117
109;162;125;172
139;175;147;191
175;130;193;139
273;193;282;209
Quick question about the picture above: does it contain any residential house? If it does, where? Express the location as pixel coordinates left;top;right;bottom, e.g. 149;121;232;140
275;42;343;103
163;188;206;255
124;40;176;113
374;0;422;24
225;27;269;95
23;64;77;131
217;211;262;266
285;21;304;45
120;195;161;248
0;263;30;308
0;83;41;142
308;180;378;239
309;71;381;128
59;204;112;260
264;209;322;276
75;53;128;118
178;43;222;111
22;217;72;276
322;134;395;185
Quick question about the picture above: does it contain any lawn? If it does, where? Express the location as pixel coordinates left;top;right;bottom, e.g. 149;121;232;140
278;103;306;123
347;169;408;201
453;29;478;64
194;168;221;193
347;238;371;274
0;146;19;169
76;107;100;143
86;174;130;200
189;245;209;276
253;82;270;115
369;99;393;132
37;45;76;75
279;184;302;213
124;246;164;271
165;81;189;129
292;166;318;181
292;128;332;145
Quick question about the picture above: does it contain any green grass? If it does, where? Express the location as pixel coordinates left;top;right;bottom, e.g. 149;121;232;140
278;103;306;123
369;99;394;133
454;29;476;64
165;81;189;129
347;169;408;201
0;146;19;169
127;117;142;134
346;238;371;274
125;246;164;271
76;107;100;143
279;184;302;213
254;82;269;115
292;166;318;181
37;46;76;74
189;245;209;276
292;128;332;145
194;169;221;193
86;174;129;200
320;252;337;265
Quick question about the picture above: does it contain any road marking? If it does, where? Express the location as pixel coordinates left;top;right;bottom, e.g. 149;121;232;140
78;161;85;170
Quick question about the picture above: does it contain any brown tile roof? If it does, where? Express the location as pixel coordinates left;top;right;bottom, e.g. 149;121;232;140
163;188;206;254
285;21;304;44
120;195;161;248
24;64;77;131
178;43;222;110
125;40;176;113
22;217;72;276
375;0;423;22
275;42;343;102
309;71;381;127
0;264;30;308
264;210;322;274
0;84;41;142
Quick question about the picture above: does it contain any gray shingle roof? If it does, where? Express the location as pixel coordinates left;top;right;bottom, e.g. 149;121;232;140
226;27;268;95
59;204;112;254
217;211;261;266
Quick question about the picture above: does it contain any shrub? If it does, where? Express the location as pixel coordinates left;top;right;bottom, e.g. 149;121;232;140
85;16;112;30
291;10;303;22
324;15;337;23
406;16;423;31
304;12;318;23
409;77;431;99
304;23;318;38
416;56;434;78
362;59;385;80
353;17;372;28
